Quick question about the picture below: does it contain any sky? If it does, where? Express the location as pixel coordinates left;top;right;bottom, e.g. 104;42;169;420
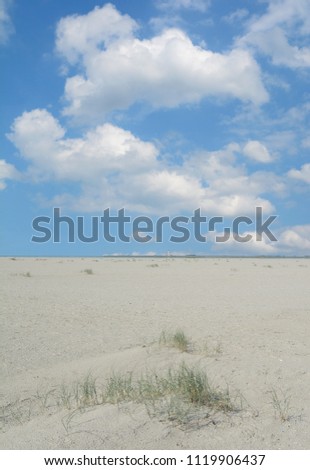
0;0;309;256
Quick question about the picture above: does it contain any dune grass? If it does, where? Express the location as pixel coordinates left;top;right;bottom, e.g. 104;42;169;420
159;329;190;352
74;363;237;425
159;330;223;357
269;388;292;422
1;363;238;429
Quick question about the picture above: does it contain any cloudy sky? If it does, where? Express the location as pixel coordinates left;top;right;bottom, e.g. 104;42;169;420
1;0;309;256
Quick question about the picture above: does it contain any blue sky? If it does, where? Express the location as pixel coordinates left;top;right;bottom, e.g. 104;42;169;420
0;0;309;256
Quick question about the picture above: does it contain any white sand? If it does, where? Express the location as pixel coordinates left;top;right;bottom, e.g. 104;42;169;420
0;257;309;449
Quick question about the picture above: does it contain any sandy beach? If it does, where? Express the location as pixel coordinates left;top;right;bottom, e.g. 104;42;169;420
0;257;309;449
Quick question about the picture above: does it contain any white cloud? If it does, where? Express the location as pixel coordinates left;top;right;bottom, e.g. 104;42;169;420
0;0;13;44
55;5;268;121
288;163;310;184
155;0;210;12
8;109;279;216
246;0;310;34
211;230;278;255
211;224;310;256
0;159;18;189
279;225;310;252
238;0;310;68
8;109;158;182
56;3;138;65
8;109;65;163
184;143;283;195
116;170;205;213
243;27;310;68
181;144;282;215
243;140;273;163
8;110;204;213
146;144;279;215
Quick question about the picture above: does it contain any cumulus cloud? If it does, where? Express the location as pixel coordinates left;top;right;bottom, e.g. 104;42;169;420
56;3;138;65
8;109;158;182
288;163;310;184
238;0;310;68
55;4;268;121
0;159;18;189
184;143;283;195
8;109;279;216
0;0;13;44
155;0;210;12
243;140;273;163
182;145;280;215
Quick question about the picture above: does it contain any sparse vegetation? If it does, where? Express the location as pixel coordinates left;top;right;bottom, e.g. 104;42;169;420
103;363;238;425
83;268;94;275
269;388;292;422
2;329;296;435
105;373;135;404
159;329;190;352
159;330;223;357
165;363;234;411
200;340;223;357
0;363;239;429
57;374;100;409
20;271;31;277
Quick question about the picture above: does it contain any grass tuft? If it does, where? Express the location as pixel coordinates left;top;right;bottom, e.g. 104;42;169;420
159;329;190;352
167;363;234;411
269;388;292;422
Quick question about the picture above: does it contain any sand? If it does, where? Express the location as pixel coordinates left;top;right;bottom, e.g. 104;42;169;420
0;257;309;449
